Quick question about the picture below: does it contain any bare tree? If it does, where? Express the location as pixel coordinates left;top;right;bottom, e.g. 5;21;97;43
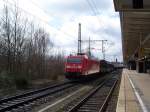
1;5;12;72
0;3;65;90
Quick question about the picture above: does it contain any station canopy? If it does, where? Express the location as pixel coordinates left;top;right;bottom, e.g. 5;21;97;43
114;0;150;11
114;0;150;62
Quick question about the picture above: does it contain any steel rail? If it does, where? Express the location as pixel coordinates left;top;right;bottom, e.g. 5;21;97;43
0;81;75;111
0;81;70;104
99;80;118;112
67;79;106;112
67;78;118;112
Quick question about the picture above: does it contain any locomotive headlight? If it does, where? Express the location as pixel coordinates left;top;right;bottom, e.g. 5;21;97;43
77;66;82;68
66;66;71;68
66;65;82;69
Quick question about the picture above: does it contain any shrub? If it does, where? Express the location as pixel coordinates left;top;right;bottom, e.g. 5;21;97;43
0;71;29;89
0;71;15;89
13;73;30;89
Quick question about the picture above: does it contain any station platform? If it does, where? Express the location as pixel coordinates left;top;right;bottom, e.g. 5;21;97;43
116;69;150;112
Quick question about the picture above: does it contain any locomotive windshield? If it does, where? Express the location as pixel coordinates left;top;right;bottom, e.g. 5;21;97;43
67;58;81;63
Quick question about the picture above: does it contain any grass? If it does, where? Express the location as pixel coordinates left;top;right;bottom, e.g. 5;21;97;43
0;71;29;90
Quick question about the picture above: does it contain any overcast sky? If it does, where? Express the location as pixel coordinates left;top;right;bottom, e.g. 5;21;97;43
0;0;122;62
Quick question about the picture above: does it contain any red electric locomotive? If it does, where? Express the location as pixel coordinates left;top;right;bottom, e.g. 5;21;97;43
65;54;100;79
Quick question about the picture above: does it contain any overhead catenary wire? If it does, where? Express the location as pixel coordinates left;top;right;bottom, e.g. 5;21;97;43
28;0;78;44
90;0;101;16
84;0;107;41
86;0;101;25
29;0;80;45
30;0;105;45
30;0;55;17
1;0;117;60
85;0;107;31
84;0;116;59
1;0;77;44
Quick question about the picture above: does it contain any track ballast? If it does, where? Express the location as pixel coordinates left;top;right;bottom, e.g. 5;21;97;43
0;81;76;112
67;77;118;112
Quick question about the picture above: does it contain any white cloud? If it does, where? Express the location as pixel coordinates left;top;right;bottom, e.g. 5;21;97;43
0;0;123;61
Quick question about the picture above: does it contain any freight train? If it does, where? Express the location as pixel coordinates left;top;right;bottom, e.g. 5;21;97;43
64;54;114;79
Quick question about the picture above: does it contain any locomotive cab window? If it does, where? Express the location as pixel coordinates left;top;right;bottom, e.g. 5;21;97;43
67;58;81;63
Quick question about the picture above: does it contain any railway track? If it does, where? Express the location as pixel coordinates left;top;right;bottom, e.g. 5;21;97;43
0;81;76;112
67;77;118;112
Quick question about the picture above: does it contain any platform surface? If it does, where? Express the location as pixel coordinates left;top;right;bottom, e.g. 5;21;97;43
116;69;150;112
127;70;150;111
